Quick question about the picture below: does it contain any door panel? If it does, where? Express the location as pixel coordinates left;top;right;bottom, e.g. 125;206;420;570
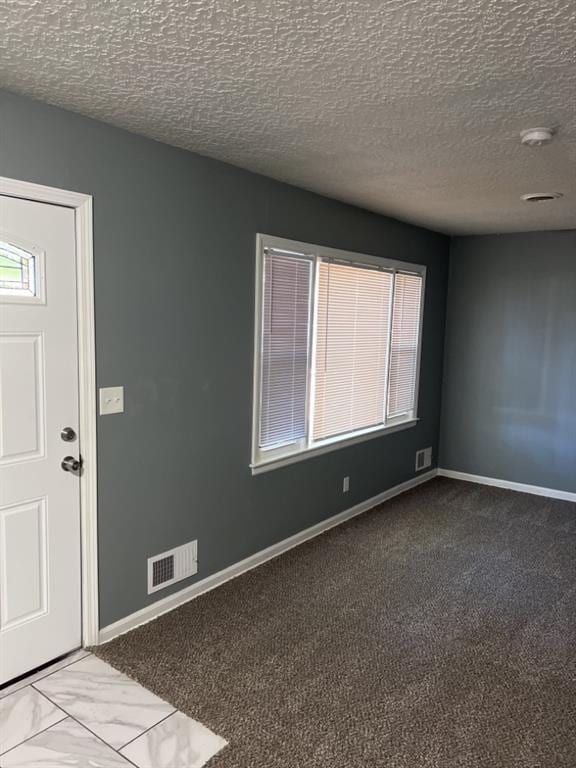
0;195;81;684
0;333;45;464
0;497;47;628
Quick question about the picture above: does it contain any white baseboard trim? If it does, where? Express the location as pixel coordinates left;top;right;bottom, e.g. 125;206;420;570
98;469;437;644
437;468;576;503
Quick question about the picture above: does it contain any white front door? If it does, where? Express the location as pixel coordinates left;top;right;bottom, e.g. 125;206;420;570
0;195;82;685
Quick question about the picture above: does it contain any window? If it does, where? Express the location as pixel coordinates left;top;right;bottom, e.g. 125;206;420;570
252;235;425;471
0;241;37;298
259;251;312;451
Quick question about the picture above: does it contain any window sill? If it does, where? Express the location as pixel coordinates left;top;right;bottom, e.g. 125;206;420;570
251;418;418;475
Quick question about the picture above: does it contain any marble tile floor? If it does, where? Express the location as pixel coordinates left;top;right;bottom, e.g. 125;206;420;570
0;652;227;767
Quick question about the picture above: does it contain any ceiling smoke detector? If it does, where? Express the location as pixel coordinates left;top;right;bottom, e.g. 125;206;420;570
520;127;554;147
521;192;563;203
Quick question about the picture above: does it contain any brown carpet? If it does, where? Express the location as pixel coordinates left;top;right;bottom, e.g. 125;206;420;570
95;478;576;767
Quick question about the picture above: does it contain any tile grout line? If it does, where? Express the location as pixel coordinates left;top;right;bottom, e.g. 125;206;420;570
0;650;92;700
117;708;178;752
32;675;177;765
31;679;133;751
61;713;142;768
18;705;142;768
0;713;70;759
0;685;71;756
3;678;224;767
3;655;198;767
54;710;142;768
31;684;73;720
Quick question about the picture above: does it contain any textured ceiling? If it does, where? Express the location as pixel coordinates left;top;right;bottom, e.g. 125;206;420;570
2;0;576;234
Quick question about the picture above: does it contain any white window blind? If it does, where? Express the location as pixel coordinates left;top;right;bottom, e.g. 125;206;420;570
253;235;425;471
387;272;423;418
258;249;312;449
313;260;393;441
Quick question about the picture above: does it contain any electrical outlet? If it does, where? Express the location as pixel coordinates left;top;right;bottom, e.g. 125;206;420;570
343;476;350;493
415;447;432;472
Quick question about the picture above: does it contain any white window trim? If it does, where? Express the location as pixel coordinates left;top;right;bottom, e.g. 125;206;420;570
251;234;426;475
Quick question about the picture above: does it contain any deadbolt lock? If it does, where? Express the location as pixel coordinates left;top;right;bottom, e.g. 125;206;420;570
61;427;77;442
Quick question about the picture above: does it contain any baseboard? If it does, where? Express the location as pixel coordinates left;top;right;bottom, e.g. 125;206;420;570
437;468;576;503
98;469;437;644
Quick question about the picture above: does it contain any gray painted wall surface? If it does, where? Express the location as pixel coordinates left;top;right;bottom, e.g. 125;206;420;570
1;89;449;627
441;231;576;493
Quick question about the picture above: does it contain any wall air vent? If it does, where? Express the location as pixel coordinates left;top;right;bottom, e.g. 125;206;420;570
147;540;197;594
415;447;432;472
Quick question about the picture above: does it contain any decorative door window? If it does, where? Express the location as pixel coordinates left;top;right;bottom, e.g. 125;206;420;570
0;241;38;299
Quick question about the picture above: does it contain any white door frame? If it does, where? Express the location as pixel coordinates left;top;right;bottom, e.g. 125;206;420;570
0;175;99;647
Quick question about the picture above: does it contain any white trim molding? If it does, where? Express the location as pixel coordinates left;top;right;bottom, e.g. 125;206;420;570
437;468;576;503
250;233;427;474
97;467;575;645
98;469;437;644
0;176;99;646
252;418;418;474
0;176;91;209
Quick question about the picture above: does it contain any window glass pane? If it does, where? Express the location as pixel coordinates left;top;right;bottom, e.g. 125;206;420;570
312;261;393;441
259;250;312;450
387;272;423;418
0;242;36;297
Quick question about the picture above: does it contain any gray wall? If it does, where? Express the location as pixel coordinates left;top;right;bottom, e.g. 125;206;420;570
441;231;576;494
1;89;449;627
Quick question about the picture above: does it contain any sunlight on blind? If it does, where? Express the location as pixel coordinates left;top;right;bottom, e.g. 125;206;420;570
387;272;423;418
259;250;312;449
313;261;393;441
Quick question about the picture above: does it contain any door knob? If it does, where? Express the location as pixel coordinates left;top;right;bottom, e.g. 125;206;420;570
61;455;83;473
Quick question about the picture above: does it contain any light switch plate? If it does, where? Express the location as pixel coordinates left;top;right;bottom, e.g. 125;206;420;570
99;386;124;415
